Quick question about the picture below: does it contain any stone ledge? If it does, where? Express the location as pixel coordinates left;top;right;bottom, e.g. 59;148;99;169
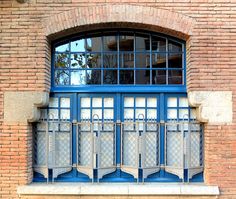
17;183;220;196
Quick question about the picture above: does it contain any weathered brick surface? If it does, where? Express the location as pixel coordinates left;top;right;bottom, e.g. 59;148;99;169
0;0;236;199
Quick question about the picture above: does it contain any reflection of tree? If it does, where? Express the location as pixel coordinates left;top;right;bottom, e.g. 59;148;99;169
55;53;68;68
55;53;69;85
71;53;86;68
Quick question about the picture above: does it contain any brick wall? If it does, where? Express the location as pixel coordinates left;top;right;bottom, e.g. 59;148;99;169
0;0;236;198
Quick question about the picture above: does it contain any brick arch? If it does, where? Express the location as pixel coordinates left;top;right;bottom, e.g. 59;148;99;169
43;4;195;40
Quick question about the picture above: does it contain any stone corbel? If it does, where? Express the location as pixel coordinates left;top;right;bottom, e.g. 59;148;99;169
188;91;232;124
4;91;49;123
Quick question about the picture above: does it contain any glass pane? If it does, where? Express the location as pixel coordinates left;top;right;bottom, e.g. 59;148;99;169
135;70;150;84
119;33;134;51
55;53;69;68
135;109;145;119
55;70;69;85
87;53;102;69
103;70;117;84
49;98;58;107
81;98;90;108
179;109;188;119
104;35;117;51
136;97;145;107
120;70;134;84
136;33;150;51
120;53;134;68
168;70;183;84
124;97;134;107
70;53;86;69
92;109;102;119
37;122;46;131
104;109;114;119
136;53;150;69
152;70;166;84
60;98;70;108
179;97;188;107
124;108;134;119
55;43;69;52
92;98;102;107
152;53;166;69
168;40;182;52
147;109;157;119
152;36;166;52
40;109;47;119
168;97;177;107
147;98;157;107
71;39;86;52
190;109;197;120
49;109;58;119
104;53;117;68
104;98;114;107
87;70;101;84
167;109;177;120
168;53;182;68
60;123;70;131
71;70;86;85
60;109;70;119
87;37;102;52
81;109;90;119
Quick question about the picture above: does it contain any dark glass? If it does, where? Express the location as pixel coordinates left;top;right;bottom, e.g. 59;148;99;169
71;39;86;52
103;35;117;51
54;70;69;85
87;37;102;52
70;53;86;69
152;70;166;84
120;53;134;68
152;36;166;52
151;53;166;69
87;53;102;69
168;53;182;68
120;70;134;84
87;70;101;84
168;70;183;84
104;53;117;69
135;53;150;69
103;70;117;84
55;53;69;68
135;70;150;84
119;33;134;51
55;43;69;52
168;40;182;52
136;33;150;51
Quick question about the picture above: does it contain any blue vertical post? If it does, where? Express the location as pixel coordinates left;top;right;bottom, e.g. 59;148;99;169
159;93;165;177
72;93;78;177
116;93;121;176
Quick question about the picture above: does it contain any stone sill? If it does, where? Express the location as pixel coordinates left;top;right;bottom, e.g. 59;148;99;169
17;183;220;196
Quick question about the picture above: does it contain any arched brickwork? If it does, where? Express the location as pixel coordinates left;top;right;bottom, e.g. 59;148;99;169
43;4;195;40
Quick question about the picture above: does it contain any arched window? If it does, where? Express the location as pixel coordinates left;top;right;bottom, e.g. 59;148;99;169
33;29;203;183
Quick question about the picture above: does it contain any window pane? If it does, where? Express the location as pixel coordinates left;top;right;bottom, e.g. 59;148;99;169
71;70;86;85
55;70;69;85
81;98;90;108
152;70;166;84
147;98;157;107
179;97;188;107
135;53;150;69
124;97;134;107
81;109;90;119
104;53;117;68
60;98;70;108
124;108;134;119
87;70;101;84
60;109;70;119
49;98;58;107
104;98;114;107
87;53;102;69
103;70;117;84
104;35;117;51
92;98;102;107
136;97;145;107
92;109;102;119
49;109;58;119
119;34;134;51
55;53;69;68
168;97;177;107
179;109;188;119
167;109;177;120
152;36;166;52
136;33;150;51
152;53;166;69
120;70;134;84
168;40;182;52
168;53;182;68
135;109;145;119
71;39;86;52
70;53;86;69
104;109;114;119
87;37;102;52
135;70;150;84
147;109;157;119
55;43;69;52
168;70;183;84
120;53;134;68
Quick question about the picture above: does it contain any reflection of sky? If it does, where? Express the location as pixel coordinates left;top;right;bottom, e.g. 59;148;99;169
71;39;86;52
71;70;91;85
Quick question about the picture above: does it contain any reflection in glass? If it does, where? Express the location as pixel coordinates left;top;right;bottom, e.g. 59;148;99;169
152;36;166;52
120;70;134;84
119;34;134;51
168;40;182;52
152;53;166;69
71;39;86;52
104;53;117;68
71;53;86;68
120;53;134;68
87;37;102;52
55;43;69;52
168;70;182;84
87;70;101;84
103;70;117;84
152;70;166;84
104;35;117;51
55;53;69;68
168;53;182;68
135;70;150;84
55;70;69;85
136;33;150;51
71;70;86;85
87;53;101;69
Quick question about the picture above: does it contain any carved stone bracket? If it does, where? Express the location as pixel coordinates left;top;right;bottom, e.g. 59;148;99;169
4;91;49;123
188;91;232;124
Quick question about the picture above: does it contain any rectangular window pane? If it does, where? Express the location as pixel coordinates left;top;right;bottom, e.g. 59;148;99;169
167;109;177;120
168;70;183;84
179;97;188;107
168;40;182;52
81;109;90;119
152;36;166;52
168;53;182;68
104;53;117;68
120;70;134;84
55;70;69;85
168;97;177;107
71;39;86;52
135;70;150;84
147;109;157;119
147;98;157;107
152;70;166;84
103;70;117;84
71;53;86;69
92;98;102;107
104;109;114;119
124;97;134;107
81;98;90;108
135;53;150;69
71;70;86;85
60;109;70;120
60;98;70;108
124;108;134;119
87;37;102;52
55;53;69;68
87;53;102;69
104;98;114;107
135;97;145;107
152;53;166;69
49;98;58;107
55;43;69;52
103;35;117;51
119;34;134;51
87;70;101;84
136;33;150;51
120;53;134;68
